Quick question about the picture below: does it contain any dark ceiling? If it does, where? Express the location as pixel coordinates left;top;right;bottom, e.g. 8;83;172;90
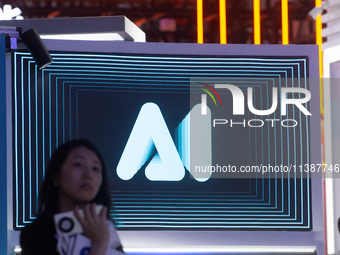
0;0;317;44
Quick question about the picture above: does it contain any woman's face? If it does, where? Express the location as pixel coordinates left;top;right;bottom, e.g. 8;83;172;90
55;146;103;208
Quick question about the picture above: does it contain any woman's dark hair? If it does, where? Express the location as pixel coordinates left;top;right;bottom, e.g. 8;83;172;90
38;139;111;216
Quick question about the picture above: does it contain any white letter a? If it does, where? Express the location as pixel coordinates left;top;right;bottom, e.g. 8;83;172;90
117;103;185;181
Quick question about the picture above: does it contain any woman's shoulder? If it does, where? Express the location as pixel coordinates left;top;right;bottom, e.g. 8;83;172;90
21;213;54;232
20;213;55;245
20;213;58;255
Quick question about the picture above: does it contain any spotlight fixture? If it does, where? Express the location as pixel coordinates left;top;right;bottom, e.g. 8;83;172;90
308;0;330;20
20;28;53;69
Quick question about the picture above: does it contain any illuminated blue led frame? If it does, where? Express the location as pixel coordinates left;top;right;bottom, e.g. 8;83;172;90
189;77;310;226
13;51;311;230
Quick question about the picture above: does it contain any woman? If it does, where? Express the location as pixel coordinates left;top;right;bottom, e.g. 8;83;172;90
20;139;123;255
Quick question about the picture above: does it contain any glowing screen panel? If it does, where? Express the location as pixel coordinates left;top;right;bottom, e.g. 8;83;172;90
13;51;312;230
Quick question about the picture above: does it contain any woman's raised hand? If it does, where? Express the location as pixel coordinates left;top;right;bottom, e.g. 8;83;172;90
74;203;110;255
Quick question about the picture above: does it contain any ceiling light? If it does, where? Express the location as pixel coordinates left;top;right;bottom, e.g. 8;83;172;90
40;32;125;41
0;16;145;42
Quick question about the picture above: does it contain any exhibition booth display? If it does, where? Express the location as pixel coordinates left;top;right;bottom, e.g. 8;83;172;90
0;16;325;255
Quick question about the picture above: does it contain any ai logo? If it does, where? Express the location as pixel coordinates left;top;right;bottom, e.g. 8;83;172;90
117;103;212;182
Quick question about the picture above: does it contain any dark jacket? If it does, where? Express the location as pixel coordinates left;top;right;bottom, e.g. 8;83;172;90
20;213;59;255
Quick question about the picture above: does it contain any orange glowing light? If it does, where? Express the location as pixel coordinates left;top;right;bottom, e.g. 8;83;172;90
197;0;204;44
281;0;289;44
219;0;227;44
315;0;322;78
253;0;261;44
